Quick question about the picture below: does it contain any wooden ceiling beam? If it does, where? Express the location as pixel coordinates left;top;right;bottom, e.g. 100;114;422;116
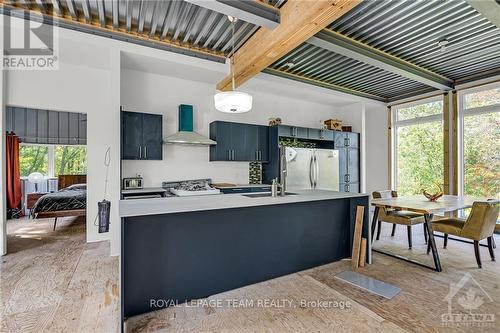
216;0;363;91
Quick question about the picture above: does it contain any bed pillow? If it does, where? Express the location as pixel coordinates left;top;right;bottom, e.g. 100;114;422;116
63;183;87;191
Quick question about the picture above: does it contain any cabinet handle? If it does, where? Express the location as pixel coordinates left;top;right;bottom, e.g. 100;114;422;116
259;150;262;160
346;174;350;182
347;137;351;146
144;146;147;159
139;146;142;159
232;150;235;160
344;174;348;182
228;150;231;160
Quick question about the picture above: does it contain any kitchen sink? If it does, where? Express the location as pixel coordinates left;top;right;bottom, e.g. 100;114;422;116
242;192;298;198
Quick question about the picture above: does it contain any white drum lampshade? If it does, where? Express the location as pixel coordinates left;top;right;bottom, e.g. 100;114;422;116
28;172;45;193
214;91;253;113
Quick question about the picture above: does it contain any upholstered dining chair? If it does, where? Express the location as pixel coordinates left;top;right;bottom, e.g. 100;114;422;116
429;200;499;268
372;190;427;249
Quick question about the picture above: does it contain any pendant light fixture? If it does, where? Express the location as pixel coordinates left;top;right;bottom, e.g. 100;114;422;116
214;16;253;113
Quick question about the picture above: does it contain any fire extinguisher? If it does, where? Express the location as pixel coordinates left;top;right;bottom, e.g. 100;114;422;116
97;147;111;233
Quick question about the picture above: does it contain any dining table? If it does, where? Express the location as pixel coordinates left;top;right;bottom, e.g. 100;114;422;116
371;195;482;272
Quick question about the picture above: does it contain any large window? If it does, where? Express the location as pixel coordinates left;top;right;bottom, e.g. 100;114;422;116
460;85;500;199
393;99;444;195
19;145;49;177
55;146;87;176
19;144;87;178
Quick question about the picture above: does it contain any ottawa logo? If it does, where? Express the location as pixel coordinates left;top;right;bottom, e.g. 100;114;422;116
442;273;495;328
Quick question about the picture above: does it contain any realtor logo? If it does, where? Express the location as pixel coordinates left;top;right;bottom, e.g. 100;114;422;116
2;10;59;70
441;273;495;328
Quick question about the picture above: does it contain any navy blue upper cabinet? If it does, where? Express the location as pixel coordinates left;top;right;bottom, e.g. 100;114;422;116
121;111;163;160
142;113;163;160
278;125;308;139
210;121;269;162
308;128;334;141
257;125;269;161
122;112;143;160
210;121;233;161
279;125;334;141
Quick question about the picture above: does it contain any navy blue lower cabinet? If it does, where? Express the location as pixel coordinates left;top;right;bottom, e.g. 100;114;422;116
121;196;369;321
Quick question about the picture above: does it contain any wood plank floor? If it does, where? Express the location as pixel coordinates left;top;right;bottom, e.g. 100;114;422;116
0;216;119;333
1;217;499;332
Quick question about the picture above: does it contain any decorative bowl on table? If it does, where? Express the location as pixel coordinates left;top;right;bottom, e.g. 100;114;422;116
421;184;443;202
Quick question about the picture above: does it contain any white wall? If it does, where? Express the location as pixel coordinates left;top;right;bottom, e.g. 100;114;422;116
121;69;367;186
365;105;389;194
1;14;388;257
5;58;121;243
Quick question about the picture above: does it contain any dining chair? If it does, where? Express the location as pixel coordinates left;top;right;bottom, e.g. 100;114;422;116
372;190;427;249
429;200;499;268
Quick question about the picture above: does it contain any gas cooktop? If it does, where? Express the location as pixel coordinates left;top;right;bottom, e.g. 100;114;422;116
162;179;221;197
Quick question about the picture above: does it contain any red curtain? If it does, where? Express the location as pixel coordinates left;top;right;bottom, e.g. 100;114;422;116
6;132;22;210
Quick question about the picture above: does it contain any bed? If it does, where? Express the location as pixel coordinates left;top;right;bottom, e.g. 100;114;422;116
31;175;87;230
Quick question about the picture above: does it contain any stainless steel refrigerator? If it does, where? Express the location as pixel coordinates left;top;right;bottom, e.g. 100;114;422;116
280;146;339;191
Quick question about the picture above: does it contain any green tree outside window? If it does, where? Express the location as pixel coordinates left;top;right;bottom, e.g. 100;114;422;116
19;145;48;176
55;146;87;176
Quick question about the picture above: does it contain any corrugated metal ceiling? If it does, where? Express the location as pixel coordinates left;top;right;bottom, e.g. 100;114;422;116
3;0;499;103
268;0;500;102
5;0;284;60
267;43;431;101
328;0;500;81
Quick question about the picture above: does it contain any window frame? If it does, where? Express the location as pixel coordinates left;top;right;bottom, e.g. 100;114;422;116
391;96;444;193
458;82;500;197
19;143;87;178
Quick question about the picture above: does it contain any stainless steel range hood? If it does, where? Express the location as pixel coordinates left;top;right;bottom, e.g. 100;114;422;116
165;104;216;145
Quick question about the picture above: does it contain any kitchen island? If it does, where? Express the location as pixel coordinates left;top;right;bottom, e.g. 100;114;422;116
120;190;370;321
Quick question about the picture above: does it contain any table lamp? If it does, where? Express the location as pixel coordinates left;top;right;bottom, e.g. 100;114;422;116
28;172;45;193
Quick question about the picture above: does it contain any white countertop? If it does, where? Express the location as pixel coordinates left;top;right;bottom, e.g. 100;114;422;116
119;189;368;217
213;184;271;188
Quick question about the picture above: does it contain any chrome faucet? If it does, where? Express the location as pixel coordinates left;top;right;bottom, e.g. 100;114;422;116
271;178;286;197
279;146;287;196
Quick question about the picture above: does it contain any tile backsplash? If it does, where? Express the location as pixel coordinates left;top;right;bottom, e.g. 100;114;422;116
249;162;262;184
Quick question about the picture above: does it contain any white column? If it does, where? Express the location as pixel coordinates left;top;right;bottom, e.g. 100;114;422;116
360;104;367;193
47;145;55;177
109;48;121;256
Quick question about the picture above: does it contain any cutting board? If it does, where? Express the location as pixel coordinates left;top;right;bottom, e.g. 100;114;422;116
212;183;237;188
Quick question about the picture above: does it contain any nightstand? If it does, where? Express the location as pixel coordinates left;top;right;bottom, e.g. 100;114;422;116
26;192;48;210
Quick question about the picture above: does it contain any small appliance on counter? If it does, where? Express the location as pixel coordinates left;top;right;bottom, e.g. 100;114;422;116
162;179;221;197
123;176;143;190
121;187;167;200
